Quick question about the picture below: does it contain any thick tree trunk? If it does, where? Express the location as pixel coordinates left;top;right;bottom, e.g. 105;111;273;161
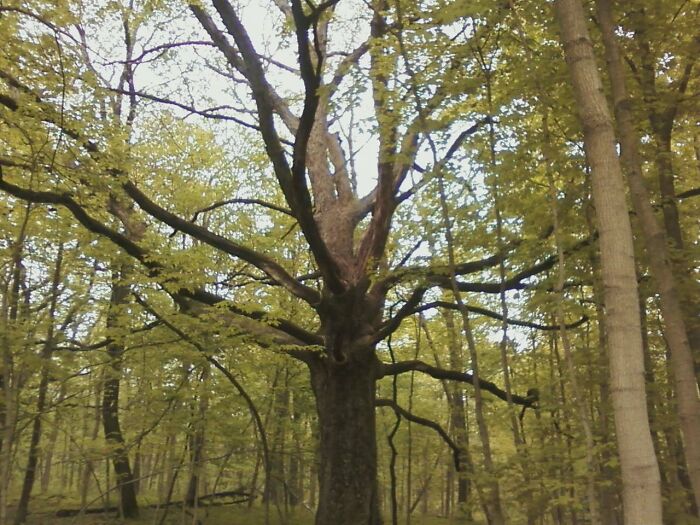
309;354;381;525
554;0;663;523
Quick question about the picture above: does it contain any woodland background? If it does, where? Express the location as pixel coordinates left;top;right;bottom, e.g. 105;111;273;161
0;0;698;523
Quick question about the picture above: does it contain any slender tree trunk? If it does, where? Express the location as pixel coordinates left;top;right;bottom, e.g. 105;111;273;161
308;447;317;510
630;11;700;383
102;273;138;518
287;401;303;508
0;204;32;525
437;167;505;525
595;0;700;509
442;311;471;521
265;366;289;508
308;353;381;525
14;245;63;524
554;0;663;522
40;382;65;493
186;364;209;507
548;177;601;525
81;377;103;509
543;122;602;524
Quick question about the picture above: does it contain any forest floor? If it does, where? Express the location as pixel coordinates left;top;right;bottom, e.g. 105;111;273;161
21;506;462;525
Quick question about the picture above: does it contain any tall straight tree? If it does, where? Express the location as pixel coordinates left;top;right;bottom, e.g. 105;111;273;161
554;0;663;523
596;0;700;510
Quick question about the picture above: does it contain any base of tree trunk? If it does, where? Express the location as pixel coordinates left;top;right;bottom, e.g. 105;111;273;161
310;355;382;525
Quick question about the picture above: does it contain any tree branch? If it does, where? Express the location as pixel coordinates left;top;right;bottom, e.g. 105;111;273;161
379;360;535;407
1;69;319;305
677;187;700;200
0;169;321;347
190;198;294;222
123;181;320;304
110;87;273;135
375;398;463;471
0;169;150;264
202;0;346;292
372;287;427;343
410;301;588;331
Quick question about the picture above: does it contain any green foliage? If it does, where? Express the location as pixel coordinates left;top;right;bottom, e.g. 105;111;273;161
0;0;698;522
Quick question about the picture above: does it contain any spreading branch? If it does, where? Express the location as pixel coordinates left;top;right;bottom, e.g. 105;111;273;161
379;360;535;407
0;169;320;347
203;0;346;292
190;198;293;222
1;70;320;305
410;301;588;331
123;181;320;304
677;187;700;200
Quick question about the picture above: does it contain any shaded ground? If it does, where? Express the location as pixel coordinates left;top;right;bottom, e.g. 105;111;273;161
15;505;465;525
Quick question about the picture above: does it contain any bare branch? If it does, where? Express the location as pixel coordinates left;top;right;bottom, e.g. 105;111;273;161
117;41;215;65
326;41;370;96
375;398;463;471
180;288;323;346
677;187;700;200
372;287;427;343
190;198;294;222
110;87;272;134
410;301;588;331
379;360;535;407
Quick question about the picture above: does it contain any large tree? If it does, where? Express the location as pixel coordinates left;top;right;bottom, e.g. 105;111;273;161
0;0;549;521
6;0;687;522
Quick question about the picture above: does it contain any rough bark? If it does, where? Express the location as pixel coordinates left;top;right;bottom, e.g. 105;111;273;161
0;4;556;523
554;0;663;523
309;352;382;525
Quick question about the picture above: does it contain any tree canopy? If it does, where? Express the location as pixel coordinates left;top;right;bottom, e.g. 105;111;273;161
0;0;698;523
